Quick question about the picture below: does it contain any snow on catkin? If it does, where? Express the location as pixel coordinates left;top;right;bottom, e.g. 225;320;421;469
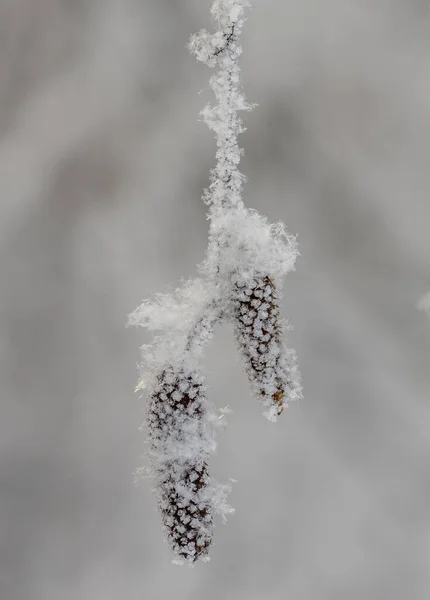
130;283;233;564
231;274;301;421
147;366;214;563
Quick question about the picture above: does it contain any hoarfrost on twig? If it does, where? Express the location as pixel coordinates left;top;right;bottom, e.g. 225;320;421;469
129;0;301;564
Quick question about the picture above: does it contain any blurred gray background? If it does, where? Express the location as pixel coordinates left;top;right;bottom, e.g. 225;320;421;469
1;1;430;598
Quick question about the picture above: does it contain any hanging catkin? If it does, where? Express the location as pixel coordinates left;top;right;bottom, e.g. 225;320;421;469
147;366;213;563
231;274;300;421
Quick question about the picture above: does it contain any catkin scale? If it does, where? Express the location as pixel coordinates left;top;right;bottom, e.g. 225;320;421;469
231;274;294;419
147;366;213;563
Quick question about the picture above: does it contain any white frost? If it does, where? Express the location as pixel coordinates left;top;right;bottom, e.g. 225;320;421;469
129;0;301;564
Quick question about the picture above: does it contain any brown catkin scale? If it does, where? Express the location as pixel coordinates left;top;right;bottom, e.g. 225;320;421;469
231;274;296;419
147;366;213;563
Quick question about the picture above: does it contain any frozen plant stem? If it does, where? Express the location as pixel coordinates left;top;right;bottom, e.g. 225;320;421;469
128;0;302;564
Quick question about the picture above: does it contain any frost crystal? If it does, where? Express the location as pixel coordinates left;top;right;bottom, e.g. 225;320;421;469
129;0;301;564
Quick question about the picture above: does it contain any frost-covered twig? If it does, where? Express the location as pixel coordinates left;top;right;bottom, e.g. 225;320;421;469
129;0;301;564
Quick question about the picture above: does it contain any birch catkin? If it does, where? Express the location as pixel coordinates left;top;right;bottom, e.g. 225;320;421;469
231;274;301;421
148;366;213;563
